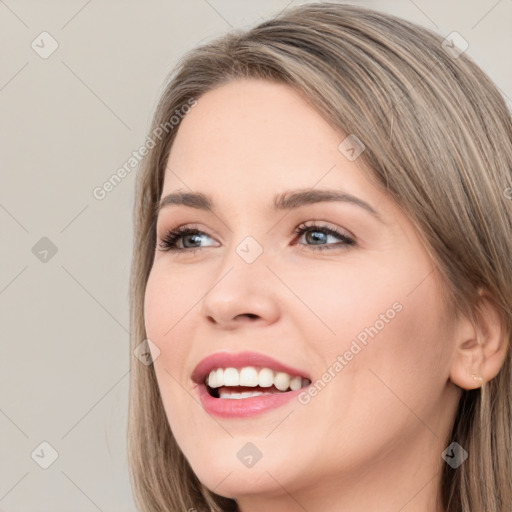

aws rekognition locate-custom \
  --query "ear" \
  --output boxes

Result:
[449,289,508,390]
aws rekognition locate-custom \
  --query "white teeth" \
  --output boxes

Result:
[239,366,259,386]
[274,372,290,391]
[208,370,217,388]
[206,366,308,392]
[290,375,302,391]
[258,368,274,388]
[223,367,239,386]
[219,389,275,399]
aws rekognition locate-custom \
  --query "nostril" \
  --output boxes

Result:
[234,313,259,321]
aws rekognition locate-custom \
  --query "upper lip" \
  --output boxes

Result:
[191,351,311,385]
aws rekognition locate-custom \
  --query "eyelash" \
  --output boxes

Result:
[157,222,355,254]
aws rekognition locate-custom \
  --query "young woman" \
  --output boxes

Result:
[127,3,512,511]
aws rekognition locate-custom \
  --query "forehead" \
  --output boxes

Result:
[164,78,372,199]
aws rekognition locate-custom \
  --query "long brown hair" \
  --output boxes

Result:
[127,3,512,511]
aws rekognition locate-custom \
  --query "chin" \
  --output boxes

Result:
[183,441,293,498]
[194,464,286,500]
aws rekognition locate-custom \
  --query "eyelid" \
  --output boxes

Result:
[157,223,219,252]
[157,220,355,253]
[291,221,355,251]
[157,222,220,242]
[292,220,355,240]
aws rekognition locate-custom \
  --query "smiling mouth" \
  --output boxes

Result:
[204,366,311,399]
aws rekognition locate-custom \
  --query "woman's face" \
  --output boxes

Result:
[144,79,460,506]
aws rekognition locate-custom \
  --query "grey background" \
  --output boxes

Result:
[1,1,510,510]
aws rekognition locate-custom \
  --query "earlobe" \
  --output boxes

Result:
[450,340,486,391]
[449,289,507,391]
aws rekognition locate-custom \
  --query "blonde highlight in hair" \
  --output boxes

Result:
[128,3,512,510]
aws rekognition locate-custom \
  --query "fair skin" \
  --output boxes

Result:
[144,78,506,512]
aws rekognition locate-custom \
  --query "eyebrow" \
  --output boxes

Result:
[157,189,384,223]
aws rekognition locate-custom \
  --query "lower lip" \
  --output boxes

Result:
[196,384,302,418]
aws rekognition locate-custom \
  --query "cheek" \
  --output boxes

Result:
[279,259,402,355]
[143,264,196,340]
[143,271,195,437]
[330,271,453,421]
[143,264,202,382]
[144,269,165,339]
[305,261,450,408]
[143,269,191,397]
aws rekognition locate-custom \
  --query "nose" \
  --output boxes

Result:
[200,253,281,330]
